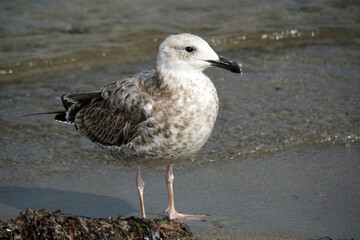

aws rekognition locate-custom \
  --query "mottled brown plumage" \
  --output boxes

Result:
[48,33,241,220]
[62,74,154,147]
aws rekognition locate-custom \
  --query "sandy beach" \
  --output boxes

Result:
[1,144,359,239]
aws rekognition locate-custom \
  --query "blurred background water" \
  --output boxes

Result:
[1,0,359,81]
[0,0,359,232]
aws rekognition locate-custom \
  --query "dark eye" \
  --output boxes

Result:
[185,46,194,53]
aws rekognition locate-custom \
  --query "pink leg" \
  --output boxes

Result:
[165,164,208,221]
[136,168,147,219]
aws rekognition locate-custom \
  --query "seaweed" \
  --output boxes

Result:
[0,209,194,240]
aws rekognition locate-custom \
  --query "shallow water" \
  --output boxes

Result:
[0,0,360,237]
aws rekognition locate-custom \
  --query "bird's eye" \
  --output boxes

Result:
[185,46,194,53]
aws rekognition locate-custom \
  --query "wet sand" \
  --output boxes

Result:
[1,143,359,239]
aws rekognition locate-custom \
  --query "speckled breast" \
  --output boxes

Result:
[107,74,219,166]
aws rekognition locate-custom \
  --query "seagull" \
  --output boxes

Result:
[25,33,241,221]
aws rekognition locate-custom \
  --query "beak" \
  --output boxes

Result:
[206,55,242,74]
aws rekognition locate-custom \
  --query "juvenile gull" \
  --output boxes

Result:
[29,33,241,220]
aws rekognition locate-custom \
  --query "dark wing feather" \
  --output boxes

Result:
[65,76,153,147]
[54,92,101,123]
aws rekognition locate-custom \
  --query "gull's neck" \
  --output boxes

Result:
[157,68,207,93]
[156,62,209,92]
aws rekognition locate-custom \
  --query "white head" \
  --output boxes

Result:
[156,33,241,76]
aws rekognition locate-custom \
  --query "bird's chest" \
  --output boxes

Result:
[151,80,219,157]
[172,83,219,133]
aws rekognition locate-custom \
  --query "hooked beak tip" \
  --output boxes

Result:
[207,55,242,74]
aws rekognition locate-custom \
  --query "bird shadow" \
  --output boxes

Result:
[0,186,135,219]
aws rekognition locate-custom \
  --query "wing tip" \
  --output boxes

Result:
[61,94,74,111]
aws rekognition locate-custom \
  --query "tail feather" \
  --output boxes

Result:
[54,112,67,122]
[22,92,101,123]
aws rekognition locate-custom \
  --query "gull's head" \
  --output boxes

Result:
[156,33,241,76]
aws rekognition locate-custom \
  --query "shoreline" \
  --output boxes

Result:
[1,143,359,239]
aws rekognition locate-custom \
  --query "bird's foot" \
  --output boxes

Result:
[168,209,208,221]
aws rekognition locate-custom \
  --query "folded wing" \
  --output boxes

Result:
[59,76,154,147]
